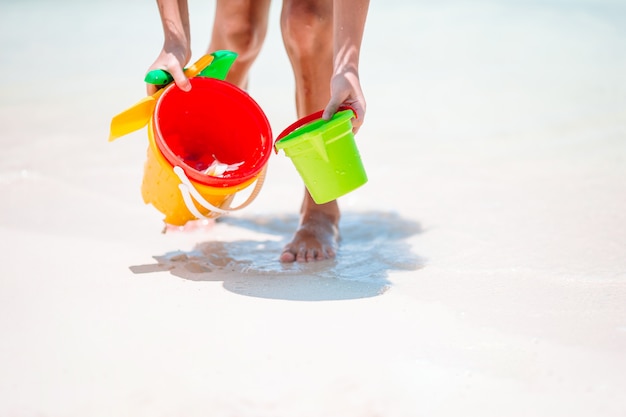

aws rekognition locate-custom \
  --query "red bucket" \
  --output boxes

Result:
[153,77,272,188]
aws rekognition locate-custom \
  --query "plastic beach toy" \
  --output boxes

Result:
[109,54,213,142]
[274,107,367,204]
[108,51,273,226]
[143,50,238,86]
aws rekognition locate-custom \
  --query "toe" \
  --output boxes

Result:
[280,248,296,263]
[296,247,307,262]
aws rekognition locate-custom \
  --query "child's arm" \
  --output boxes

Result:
[323,0,370,132]
[146,0,192,94]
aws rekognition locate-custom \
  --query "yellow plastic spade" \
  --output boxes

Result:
[108,54,215,142]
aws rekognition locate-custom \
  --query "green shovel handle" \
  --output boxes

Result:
[144,69,176,85]
[144,50,238,85]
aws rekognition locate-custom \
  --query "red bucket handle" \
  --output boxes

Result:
[274,105,356,153]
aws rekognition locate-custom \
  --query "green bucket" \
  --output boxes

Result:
[275,108,367,204]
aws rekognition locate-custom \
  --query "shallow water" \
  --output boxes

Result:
[131,211,424,301]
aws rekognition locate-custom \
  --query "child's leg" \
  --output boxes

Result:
[208,0,272,88]
[279,0,340,263]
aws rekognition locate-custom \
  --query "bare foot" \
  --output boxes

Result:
[280,205,340,263]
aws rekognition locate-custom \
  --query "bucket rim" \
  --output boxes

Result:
[274,106,356,153]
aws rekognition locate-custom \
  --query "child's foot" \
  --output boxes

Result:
[280,209,339,263]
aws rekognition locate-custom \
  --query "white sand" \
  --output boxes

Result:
[1,0,625,416]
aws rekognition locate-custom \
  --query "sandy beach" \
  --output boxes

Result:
[1,0,625,416]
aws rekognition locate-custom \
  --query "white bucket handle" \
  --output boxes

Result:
[173,165,267,219]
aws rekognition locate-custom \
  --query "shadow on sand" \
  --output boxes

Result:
[130,211,424,301]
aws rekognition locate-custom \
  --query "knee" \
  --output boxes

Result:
[281,1,332,59]
[214,17,266,62]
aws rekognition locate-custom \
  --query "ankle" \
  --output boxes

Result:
[301,202,339,226]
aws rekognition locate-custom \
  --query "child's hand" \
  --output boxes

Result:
[322,68,366,133]
[146,46,192,95]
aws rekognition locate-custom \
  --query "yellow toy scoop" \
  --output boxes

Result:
[108,53,216,142]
